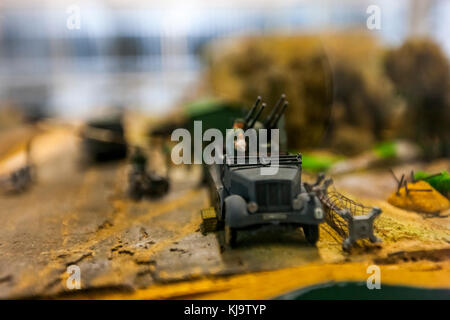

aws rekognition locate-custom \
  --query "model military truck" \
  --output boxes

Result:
[201,95,325,247]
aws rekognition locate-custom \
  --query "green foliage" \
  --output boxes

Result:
[414,170,450,196]
[374,141,397,159]
[184,99,243,135]
[300,153,343,173]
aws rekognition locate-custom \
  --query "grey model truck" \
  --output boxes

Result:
[201,95,325,247]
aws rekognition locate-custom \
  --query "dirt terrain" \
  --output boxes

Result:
[0,124,449,299]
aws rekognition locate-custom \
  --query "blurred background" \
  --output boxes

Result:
[0,0,449,159]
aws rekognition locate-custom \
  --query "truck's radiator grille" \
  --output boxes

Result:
[256,182,291,212]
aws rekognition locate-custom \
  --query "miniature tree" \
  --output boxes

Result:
[384,38,450,158]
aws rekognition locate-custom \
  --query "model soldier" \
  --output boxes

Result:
[226,97,266,158]
[226,118,246,157]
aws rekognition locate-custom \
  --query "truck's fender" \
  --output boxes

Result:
[212,186,228,221]
[224,195,248,228]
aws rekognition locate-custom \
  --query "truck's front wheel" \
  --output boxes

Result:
[303,225,319,245]
[225,225,237,247]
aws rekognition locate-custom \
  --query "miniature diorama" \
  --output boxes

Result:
[0,0,448,303]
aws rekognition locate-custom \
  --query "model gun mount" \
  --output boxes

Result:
[308,173,382,251]
[0,139,36,194]
[264,93,288,130]
[243,96,264,129]
[128,147,169,200]
[243,94,288,130]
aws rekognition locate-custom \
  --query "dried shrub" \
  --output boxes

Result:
[384,38,450,158]
[204,34,396,154]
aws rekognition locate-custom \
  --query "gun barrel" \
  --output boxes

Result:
[269,101,288,129]
[264,94,285,128]
[244,96,261,125]
[248,103,266,128]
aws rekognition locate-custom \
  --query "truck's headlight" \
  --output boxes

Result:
[314,207,324,219]
[293,198,303,210]
[247,202,258,213]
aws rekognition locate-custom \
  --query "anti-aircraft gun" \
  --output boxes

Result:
[241,94,288,131]
[230,94,287,156]
[242,96,266,130]
[264,94,289,130]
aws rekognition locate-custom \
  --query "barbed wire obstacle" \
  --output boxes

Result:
[310,176,382,251]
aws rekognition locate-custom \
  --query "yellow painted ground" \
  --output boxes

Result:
[77,260,450,300]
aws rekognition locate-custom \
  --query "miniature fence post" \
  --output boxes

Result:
[316,177,383,252]
[341,207,382,251]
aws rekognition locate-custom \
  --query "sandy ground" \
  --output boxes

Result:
[0,124,449,299]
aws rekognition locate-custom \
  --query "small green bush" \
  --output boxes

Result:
[374,141,397,159]
[414,170,450,196]
[300,153,343,173]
